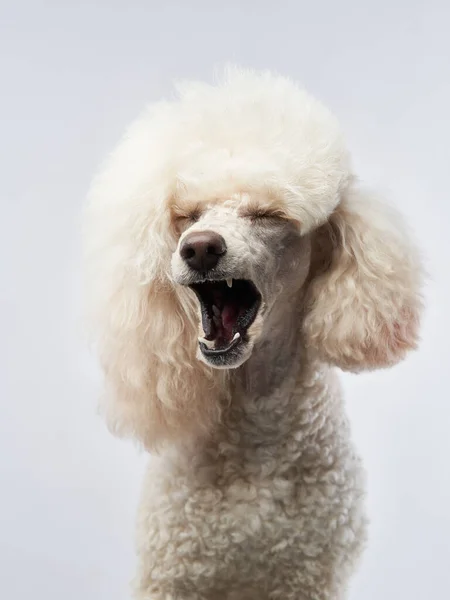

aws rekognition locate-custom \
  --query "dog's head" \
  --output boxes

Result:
[170,195,312,369]
[84,68,423,448]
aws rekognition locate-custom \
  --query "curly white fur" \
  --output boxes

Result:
[84,67,423,599]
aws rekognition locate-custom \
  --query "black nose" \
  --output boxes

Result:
[180,231,227,272]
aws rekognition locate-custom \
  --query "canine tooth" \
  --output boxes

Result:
[226,278,233,288]
[232,332,241,341]
[212,305,221,317]
[198,337,215,349]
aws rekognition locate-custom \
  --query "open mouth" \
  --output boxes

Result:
[190,279,262,356]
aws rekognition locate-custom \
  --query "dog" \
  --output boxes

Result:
[84,67,423,599]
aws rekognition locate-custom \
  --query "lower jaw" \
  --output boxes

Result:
[198,337,250,369]
[200,331,242,356]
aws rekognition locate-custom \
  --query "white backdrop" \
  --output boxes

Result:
[1,1,449,599]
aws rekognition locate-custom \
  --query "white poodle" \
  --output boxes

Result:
[84,67,423,599]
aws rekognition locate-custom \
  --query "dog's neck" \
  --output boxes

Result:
[170,294,339,475]
[235,295,304,399]
[221,291,332,446]
[172,293,340,477]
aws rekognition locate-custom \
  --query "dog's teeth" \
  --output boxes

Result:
[226,278,233,288]
[232,332,241,341]
[198,337,215,349]
[212,305,221,317]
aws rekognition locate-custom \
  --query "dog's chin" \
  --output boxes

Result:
[197,335,255,369]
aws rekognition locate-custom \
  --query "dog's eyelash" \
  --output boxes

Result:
[244,210,285,222]
[174,212,201,224]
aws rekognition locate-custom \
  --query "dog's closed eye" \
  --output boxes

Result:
[240,206,287,222]
[172,207,202,233]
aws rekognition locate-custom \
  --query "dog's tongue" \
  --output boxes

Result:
[222,302,238,337]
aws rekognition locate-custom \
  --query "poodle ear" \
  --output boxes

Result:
[304,183,423,371]
[84,145,226,451]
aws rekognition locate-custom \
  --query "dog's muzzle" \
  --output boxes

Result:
[178,230,262,367]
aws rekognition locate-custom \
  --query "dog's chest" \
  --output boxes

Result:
[137,436,365,597]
